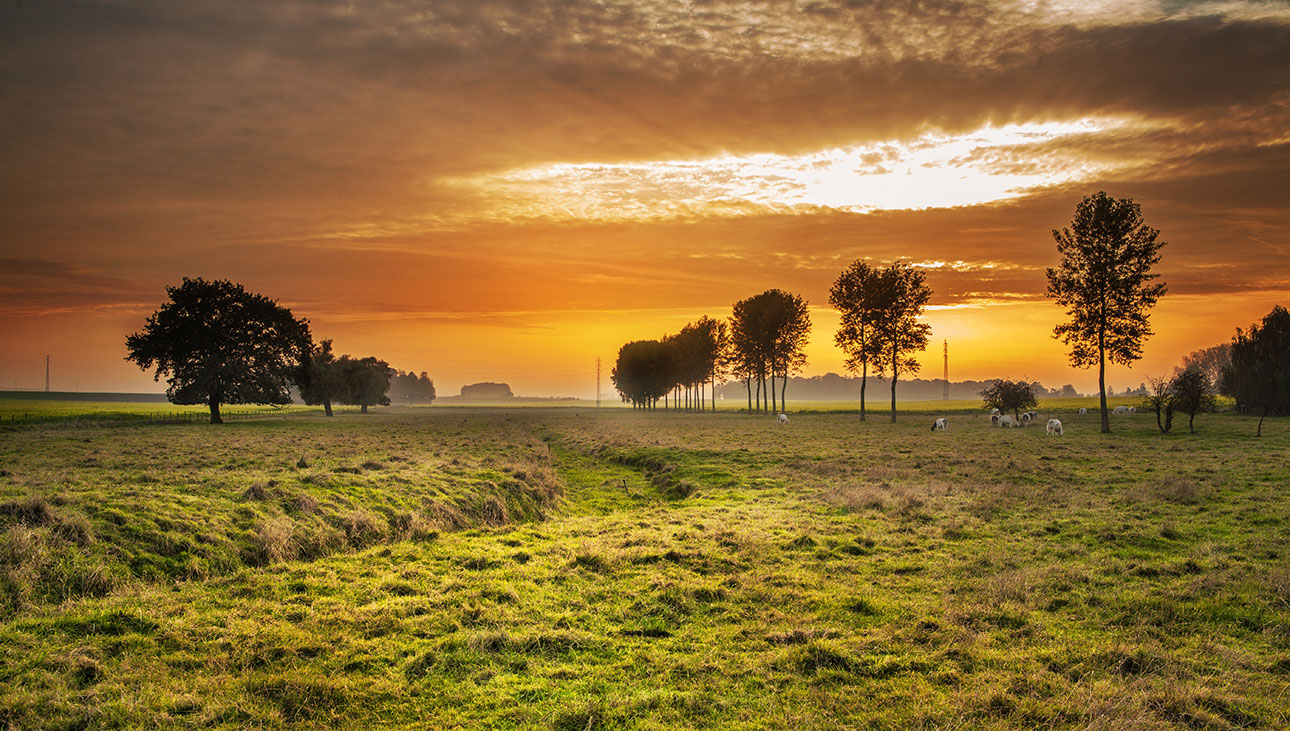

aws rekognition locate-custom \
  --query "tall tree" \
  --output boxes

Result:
[298,339,344,417]
[872,263,932,422]
[729,290,810,413]
[1046,191,1167,434]
[831,261,884,421]
[125,278,312,424]
[1220,305,1290,436]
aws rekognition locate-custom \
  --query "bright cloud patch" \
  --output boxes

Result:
[456,118,1153,221]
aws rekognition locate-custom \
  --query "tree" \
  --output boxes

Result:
[1142,375,1177,433]
[1220,305,1290,436]
[871,263,932,422]
[339,356,392,413]
[980,379,1038,419]
[1046,191,1167,434]
[1170,367,1215,434]
[728,290,810,413]
[1182,344,1231,387]
[125,277,311,424]
[389,370,436,403]
[611,340,673,409]
[298,339,345,417]
[830,261,884,421]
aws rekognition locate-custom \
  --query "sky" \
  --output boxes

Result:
[2,0,1288,398]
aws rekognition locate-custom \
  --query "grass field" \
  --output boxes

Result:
[1,405,1287,729]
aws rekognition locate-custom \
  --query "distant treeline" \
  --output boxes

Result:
[714,374,1082,402]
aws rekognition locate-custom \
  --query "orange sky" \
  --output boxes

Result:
[2,1,1289,397]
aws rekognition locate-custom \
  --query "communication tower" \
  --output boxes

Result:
[942,340,949,400]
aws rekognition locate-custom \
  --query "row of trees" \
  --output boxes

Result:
[126,278,434,423]
[613,269,937,421]
[612,316,729,410]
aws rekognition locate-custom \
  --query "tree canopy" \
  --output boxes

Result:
[125,278,312,424]
[1046,191,1167,433]
[729,289,811,413]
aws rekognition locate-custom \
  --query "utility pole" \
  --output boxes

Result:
[595,356,601,408]
[45,355,50,393]
[942,340,948,400]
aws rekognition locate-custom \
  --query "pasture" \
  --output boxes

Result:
[1,405,1287,729]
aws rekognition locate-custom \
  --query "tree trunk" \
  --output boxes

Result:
[1189,412,1196,434]
[746,377,752,412]
[361,403,368,414]
[1258,406,1267,437]
[859,363,867,421]
[1099,331,1110,433]
[889,349,898,423]
[780,373,787,411]
[209,398,222,425]
[323,399,333,417]
[770,374,777,414]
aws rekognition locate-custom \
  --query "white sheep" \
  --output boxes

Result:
[1078,407,1087,415]
[931,418,947,431]
[777,413,789,424]
[999,414,1020,428]
[1046,418,1063,436]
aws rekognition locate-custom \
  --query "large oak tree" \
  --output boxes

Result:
[126,278,312,424]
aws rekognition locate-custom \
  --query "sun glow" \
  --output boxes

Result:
[455,118,1151,222]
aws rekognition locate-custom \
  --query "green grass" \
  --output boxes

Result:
[1,407,1287,729]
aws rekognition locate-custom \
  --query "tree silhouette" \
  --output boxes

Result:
[1046,191,1167,433]
[340,356,392,413]
[1142,375,1178,433]
[728,290,810,413]
[1170,367,1215,434]
[980,379,1038,420]
[125,278,311,424]
[1220,305,1290,436]
[871,263,932,422]
[298,339,344,417]
[831,261,884,421]
[611,340,673,409]
[389,370,436,403]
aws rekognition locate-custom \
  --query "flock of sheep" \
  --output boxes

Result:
[773,406,1139,437]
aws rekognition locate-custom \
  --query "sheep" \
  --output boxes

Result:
[990,408,1001,415]
[1113,405,1128,415]
[777,413,789,424]
[1078,407,1087,415]
[1127,406,1136,416]
[1021,411,1038,426]
[931,418,947,431]
[991,413,1003,427]
[1046,418,1063,436]
[999,414,1020,428]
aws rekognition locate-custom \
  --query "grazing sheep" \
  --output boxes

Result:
[1127,406,1136,415]
[1078,407,1087,415]
[1021,411,1038,426]
[1113,405,1128,415]
[932,418,947,431]
[777,413,789,424]
[1046,418,1063,436]
[999,414,1020,428]
[991,413,1003,427]
[990,408,1001,415]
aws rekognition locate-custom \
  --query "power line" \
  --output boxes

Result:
[45,355,50,393]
